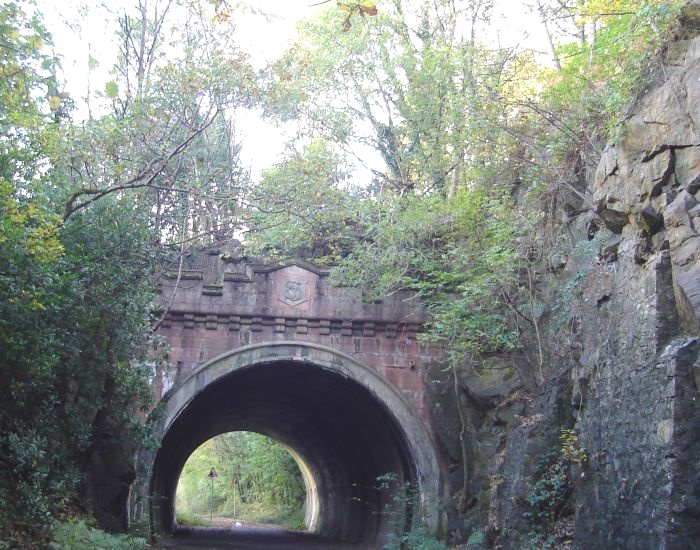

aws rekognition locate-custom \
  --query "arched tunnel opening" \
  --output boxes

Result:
[146,345,441,547]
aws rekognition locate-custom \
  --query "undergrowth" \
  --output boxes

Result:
[49,518,149,549]
[378,473,447,550]
[522,429,587,548]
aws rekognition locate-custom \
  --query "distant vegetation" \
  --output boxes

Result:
[175,432,306,531]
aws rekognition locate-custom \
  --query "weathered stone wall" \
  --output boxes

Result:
[570,249,696,548]
[443,7,700,548]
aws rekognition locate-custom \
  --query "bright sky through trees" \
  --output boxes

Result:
[34,0,545,180]
[35,1,328,176]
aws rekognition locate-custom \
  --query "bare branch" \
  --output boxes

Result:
[63,109,220,221]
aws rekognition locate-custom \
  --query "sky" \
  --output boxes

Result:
[36,0,327,178]
[37,0,328,110]
[34,0,546,181]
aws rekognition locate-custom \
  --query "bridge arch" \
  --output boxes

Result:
[144,341,441,545]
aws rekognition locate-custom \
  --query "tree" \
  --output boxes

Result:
[59,0,257,248]
[256,2,528,512]
[0,3,157,541]
[263,0,513,199]
[243,138,363,263]
[176,432,305,527]
[0,1,60,191]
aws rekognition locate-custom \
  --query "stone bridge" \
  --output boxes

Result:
[132,248,446,546]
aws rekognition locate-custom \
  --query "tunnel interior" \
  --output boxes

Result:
[149,360,420,545]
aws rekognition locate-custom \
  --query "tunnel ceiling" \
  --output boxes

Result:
[150,357,426,545]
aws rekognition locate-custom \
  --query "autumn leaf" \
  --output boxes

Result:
[215,9,230,22]
[359,1,378,16]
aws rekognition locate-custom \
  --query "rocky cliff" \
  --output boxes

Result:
[435,4,700,548]
[574,5,700,546]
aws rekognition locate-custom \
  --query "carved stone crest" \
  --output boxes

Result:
[279,280,308,307]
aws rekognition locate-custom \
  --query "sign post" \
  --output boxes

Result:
[208,467,218,524]
[232,476,239,519]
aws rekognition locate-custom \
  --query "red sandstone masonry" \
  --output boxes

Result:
[154,253,443,426]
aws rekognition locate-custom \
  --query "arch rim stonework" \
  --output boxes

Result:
[147,340,442,537]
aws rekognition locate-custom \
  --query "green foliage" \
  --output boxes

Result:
[0,196,157,541]
[553,0,681,141]
[255,0,681,373]
[50,518,148,549]
[0,6,158,543]
[516,0,683,211]
[244,139,362,264]
[264,1,518,197]
[0,2,61,188]
[174,511,207,527]
[57,0,257,246]
[334,186,521,358]
[0,0,684,545]
[260,1,527,362]
[523,428,587,545]
[523,448,570,524]
[560,428,587,466]
[175,432,306,530]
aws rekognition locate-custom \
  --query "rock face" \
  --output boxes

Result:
[573,11,700,545]
[437,7,700,548]
[593,6,700,335]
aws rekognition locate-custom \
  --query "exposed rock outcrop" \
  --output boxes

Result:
[593,3,700,334]
[440,6,700,548]
[573,10,700,545]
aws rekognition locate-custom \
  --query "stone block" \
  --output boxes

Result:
[656,419,673,445]
[674,145,700,193]
[183,313,195,329]
[637,206,665,235]
[229,315,241,331]
[205,314,218,330]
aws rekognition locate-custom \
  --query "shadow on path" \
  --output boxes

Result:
[158,523,365,549]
